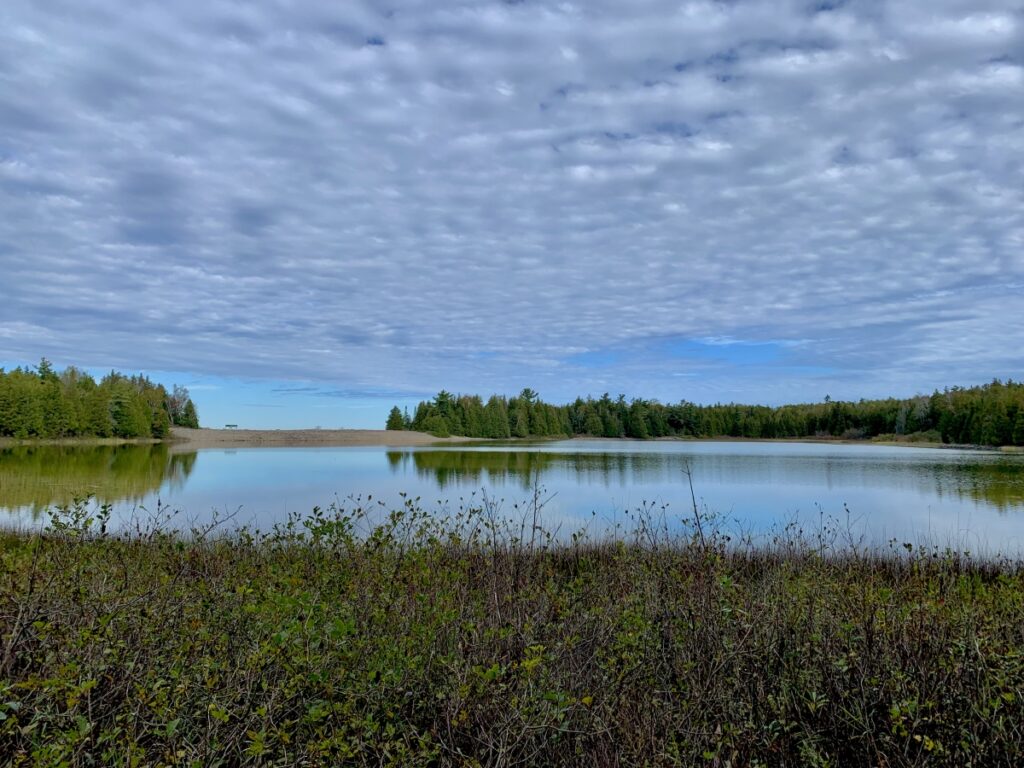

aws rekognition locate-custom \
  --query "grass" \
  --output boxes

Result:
[2,496,1024,766]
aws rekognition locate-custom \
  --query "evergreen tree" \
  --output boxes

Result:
[179,400,200,430]
[396,382,1024,445]
[511,404,530,438]
[422,415,450,437]
[386,406,405,430]
[483,396,510,438]
[0,363,194,439]
[86,386,113,437]
[626,401,650,439]
[109,383,151,437]
[1013,411,1024,446]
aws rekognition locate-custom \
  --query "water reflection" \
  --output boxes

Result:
[0,444,197,516]
[938,462,1024,512]
[387,448,1024,512]
[1,443,1022,545]
[387,449,560,489]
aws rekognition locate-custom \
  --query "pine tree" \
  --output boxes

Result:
[1012,411,1024,446]
[180,399,200,429]
[484,396,510,438]
[109,381,151,437]
[386,406,405,431]
[511,405,530,438]
[627,401,649,439]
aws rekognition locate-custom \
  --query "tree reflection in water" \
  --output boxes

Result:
[387,448,1024,512]
[0,444,197,516]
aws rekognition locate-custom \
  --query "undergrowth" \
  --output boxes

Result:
[1,494,1023,766]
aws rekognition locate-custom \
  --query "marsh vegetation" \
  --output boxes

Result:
[2,497,1023,766]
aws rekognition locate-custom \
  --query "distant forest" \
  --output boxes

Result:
[389,380,1024,447]
[0,360,199,439]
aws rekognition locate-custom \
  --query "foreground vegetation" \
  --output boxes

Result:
[392,379,1024,446]
[3,498,1024,766]
[0,360,199,440]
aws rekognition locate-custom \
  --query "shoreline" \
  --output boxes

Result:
[568,434,1012,452]
[1,429,1016,453]
[166,426,480,451]
[0,436,162,449]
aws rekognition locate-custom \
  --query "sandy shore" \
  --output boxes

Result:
[169,427,478,450]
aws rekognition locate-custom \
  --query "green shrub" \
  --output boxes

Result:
[2,498,1023,766]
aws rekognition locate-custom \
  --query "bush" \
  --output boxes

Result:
[2,498,1023,765]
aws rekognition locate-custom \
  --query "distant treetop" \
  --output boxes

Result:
[392,381,1024,447]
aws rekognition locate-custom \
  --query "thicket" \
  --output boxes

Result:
[2,498,1023,766]
[396,380,1024,446]
[0,360,199,439]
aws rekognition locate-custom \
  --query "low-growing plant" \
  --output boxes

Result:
[1,495,1023,765]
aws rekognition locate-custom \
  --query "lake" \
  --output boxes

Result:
[2,440,1024,552]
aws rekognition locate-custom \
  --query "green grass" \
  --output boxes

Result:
[2,498,1023,766]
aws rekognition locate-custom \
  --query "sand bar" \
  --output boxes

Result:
[169,427,478,451]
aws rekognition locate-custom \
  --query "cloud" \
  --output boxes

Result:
[1,0,1022,408]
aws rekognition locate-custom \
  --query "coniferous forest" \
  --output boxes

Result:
[0,360,199,439]
[393,380,1024,446]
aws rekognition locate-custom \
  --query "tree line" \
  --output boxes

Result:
[389,380,1024,446]
[0,360,200,439]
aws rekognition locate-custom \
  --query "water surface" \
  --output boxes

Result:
[2,440,1023,551]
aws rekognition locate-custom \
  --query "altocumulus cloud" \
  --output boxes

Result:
[1,0,1022,406]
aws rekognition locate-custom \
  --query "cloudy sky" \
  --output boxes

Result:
[2,0,1022,428]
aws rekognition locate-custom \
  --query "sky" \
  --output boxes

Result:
[1,0,1023,429]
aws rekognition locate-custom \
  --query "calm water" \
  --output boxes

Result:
[2,440,1024,551]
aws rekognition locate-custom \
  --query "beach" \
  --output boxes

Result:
[169,426,477,450]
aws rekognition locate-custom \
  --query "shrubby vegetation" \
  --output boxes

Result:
[396,380,1024,446]
[2,498,1023,765]
[0,360,199,439]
